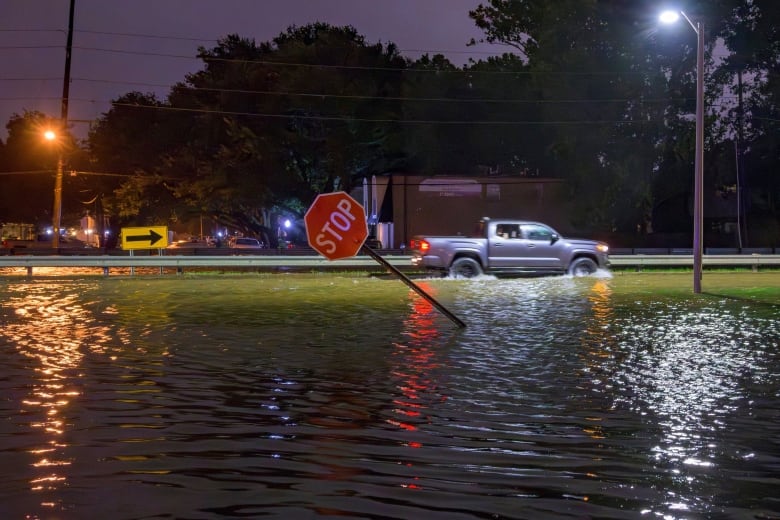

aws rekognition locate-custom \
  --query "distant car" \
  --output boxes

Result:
[230,237,264,249]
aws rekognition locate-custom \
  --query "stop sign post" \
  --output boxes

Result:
[304,191,466,328]
[304,192,368,260]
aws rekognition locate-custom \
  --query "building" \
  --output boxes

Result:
[360,174,569,249]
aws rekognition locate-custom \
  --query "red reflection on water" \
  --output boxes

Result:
[388,289,449,489]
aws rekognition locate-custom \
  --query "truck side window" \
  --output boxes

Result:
[522,225,551,241]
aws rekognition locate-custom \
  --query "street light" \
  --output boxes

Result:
[44,129,65,249]
[660,9,704,293]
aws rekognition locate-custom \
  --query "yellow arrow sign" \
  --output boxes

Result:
[121,226,169,250]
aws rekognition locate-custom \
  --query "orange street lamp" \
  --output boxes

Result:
[44,129,65,249]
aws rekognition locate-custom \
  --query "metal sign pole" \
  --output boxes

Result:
[361,245,466,328]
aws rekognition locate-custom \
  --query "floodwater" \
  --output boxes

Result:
[0,272,778,519]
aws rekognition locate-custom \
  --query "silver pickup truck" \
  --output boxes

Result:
[410,218,609,277]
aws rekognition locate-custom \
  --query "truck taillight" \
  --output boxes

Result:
[409,239,430,252]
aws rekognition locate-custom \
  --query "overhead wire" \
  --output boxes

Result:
[0,25,769,128]
[105,101,717,126]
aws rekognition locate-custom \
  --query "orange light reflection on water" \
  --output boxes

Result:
[578,279,616,446]
[2,282,113,502]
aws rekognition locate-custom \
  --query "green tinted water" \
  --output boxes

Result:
[1,272,778,519]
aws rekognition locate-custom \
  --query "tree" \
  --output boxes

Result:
[470,2,662,232]
[89,26,409,240]
[714,0,780,244]
[87,92,184,228]
[0,111,89,228]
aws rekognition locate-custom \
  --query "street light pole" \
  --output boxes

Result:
[52,0,75,249]
[691,14,704,294]
[660,10,704,293]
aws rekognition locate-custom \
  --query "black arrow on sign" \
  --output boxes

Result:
[126,229,163,245]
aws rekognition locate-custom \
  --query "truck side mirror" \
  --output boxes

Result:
[550,233,559,244]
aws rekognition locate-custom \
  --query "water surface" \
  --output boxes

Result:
[1,272,778,519]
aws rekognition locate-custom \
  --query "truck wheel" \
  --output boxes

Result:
[568,257,598,276]
[450,257,482,278]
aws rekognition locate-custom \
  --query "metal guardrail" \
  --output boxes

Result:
[609,254,780,269]
[0,254,411,275]
[2,254,780,276]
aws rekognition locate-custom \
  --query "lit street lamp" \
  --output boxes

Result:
[660,10,705,293]
[44,129,65,249]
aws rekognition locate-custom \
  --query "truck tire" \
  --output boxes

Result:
[450,257,483,278]
[568,257,598,276]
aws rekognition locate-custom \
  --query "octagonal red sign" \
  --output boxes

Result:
[304,192,368,260]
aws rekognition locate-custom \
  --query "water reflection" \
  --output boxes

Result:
[387,289,448,490]
[1,282,108,511]
[577,285,779,517]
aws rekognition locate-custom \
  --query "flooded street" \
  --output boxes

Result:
[1,272,778,519]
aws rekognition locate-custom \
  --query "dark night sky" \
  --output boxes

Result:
[0,0,506,139]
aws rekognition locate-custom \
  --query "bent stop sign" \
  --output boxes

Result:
[304,192,368,260]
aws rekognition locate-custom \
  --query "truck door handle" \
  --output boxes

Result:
[527,244,536,248]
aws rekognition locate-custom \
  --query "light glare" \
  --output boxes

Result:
[659,10,680,24]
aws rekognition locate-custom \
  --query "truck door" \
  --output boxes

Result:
[517,224,564,268]
[487,223,527,268]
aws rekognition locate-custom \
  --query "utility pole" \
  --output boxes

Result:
[52,0,75,249]
[736,68,748,247]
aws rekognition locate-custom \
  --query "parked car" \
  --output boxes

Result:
[230,237,264,249]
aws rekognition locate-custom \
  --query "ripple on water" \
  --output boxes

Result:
[0,275,778,518]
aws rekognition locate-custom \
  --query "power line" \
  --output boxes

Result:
[0,78,61,81]
[0,45,63,50]
[67,78,709,105]
[2,27,512,56]
[76,29,217,43]
[0,169,175,179]
[64,45,669,76]
[0,29,64,32]
[71,28,514,56]
[109,101,676,125]
[2,75,731,105]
